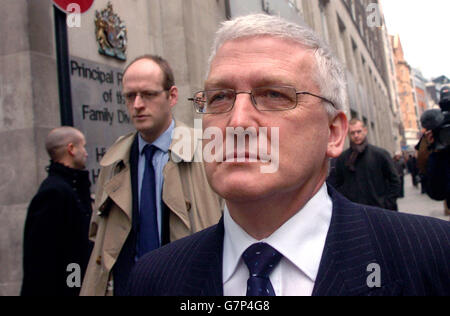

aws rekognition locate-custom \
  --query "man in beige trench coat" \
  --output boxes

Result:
[81,55,222,296]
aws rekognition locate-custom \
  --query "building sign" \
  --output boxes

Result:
[53,0,94,13]
[95,2,127,61]
[70,56,133,186]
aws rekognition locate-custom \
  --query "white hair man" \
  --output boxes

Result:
[126,14,449,297]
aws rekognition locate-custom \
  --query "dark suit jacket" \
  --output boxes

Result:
[126,186,450,296]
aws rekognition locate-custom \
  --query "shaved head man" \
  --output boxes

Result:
[45,127,88,169]
[22,127,93,296]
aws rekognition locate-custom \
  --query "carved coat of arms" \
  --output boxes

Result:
[95,2,127,61]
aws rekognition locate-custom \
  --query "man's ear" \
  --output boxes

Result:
[168,86,178,109]
[327,112,348,158]
[67,143,75,157]
[363,126,369,136]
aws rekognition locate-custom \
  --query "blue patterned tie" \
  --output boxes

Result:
[243,243,283,296]
[137,144,159,258]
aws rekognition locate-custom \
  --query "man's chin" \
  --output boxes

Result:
[211,176,273,202]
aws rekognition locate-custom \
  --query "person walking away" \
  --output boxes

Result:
[21,127,93,296]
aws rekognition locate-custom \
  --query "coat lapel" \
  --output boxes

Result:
[98,133,136,221]
[313,186,402,296]
[162,120,201,236]
[103,167,132,220]
[179,218,225,296]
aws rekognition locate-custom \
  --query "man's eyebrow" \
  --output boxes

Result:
[205,77,296,89]
[204,78,232,89]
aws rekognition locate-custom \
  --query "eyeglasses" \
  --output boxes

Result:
[188,86,336,114]
[122,90,167,105]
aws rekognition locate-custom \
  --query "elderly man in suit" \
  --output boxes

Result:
[126,14,450,296]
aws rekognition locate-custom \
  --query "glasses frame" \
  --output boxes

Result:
[188,86,336,114]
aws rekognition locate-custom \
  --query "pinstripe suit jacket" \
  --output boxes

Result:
[127,186,450,296]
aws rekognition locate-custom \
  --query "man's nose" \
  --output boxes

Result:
[133,94,145,110]
[227,92,258,128]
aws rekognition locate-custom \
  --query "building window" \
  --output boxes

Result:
[287,0,299,12]
[351,0,356,21]
[319,0,330,42]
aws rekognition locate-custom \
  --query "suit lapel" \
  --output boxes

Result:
[129,135,140,233]
[313,186,402,296]
[313,186,378,296]
[179,218,225,296]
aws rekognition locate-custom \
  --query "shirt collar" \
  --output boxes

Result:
[223,183,332,283]
[138,120,175,155]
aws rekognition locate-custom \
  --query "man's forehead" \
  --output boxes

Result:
[123,59,163,80]
[213,36,314,63]
[349,123,366,131]
[207,36,316,86]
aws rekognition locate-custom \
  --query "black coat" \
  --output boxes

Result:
[21,162,93,296]
[426,148,450,206]
[334,144,401,211]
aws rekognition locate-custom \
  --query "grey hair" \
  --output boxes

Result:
[208,14,347,117]
[45,126,84,161]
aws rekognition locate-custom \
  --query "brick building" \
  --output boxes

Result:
[391,34,420,149]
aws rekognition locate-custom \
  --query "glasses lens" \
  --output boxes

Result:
[123,92,136,104]
[253,86,297,111]
[193,90,235,114]
[193,91,207,113]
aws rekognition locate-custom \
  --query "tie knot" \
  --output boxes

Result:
[143,144,158,161]
[243,243,282,279]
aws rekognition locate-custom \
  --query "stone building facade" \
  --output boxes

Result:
[300,0,399,151]
[0,0,401,295]
[0,0,228,296]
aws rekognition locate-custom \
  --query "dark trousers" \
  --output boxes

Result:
[399,176,404,198]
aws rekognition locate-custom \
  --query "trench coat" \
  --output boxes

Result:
[80,121,223,296]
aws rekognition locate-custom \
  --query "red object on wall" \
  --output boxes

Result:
[52,0,94,14]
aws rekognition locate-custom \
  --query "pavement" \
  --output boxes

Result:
[397,174,449,222]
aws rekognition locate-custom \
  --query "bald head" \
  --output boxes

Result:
[45,127,85,163]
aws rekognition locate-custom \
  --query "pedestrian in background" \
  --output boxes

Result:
[21,127,93,296]
[393,152,406,198]
[407,153,419,188]
[335,118,401,211]
[81,55,223,296]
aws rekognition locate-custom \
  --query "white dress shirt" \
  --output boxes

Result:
[223,183,332,296]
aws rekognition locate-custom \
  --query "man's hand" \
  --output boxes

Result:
[425,130,435,144]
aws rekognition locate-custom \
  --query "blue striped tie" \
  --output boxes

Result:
[243,243,282,296]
